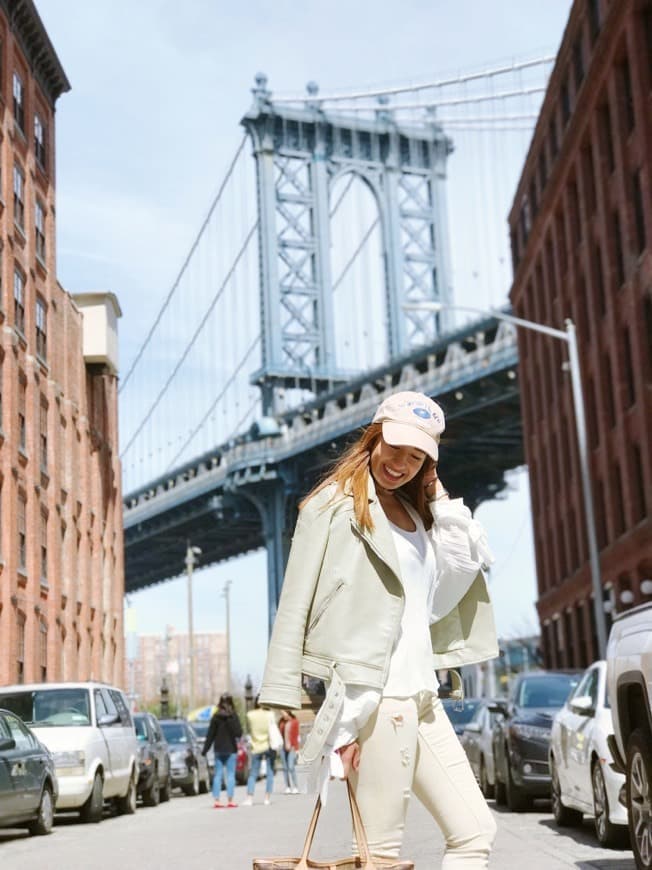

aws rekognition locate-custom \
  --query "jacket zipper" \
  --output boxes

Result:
[307,580,345,635]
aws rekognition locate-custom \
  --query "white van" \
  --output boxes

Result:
[0,681,138,822]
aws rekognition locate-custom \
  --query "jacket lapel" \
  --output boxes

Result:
[350,476,403,585]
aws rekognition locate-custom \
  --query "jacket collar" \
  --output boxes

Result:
[349,474,403,584]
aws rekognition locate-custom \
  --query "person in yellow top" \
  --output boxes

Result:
[243,695,276,805]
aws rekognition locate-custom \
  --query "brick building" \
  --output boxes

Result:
[130,631,227,711]
[508,0,652,667]
[0,1,125,684]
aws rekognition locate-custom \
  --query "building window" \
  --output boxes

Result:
[602,351,615,423]
[538,149,547,194]
[34,114,47,170]
[622,327,636,408]
[588,0,601,43]
[568,179,581,245]
[36,297,47,360]
[630,443,647,523]
[18,375,26,451]
[35,201,46,262]
[598,102,615,173]
[13,164,25,230]
[582,143,596,215]
[612,463,625,538]
[632,170,647,256]
[618,56,635,132]
[39,621,47,681]
[16,613,25,684]
[39,400,48,471]
[593,244,606,316]
[645,295,652,385]
[573,36,585,91]
[40,512,47,584]
[14,269,25,334]
[549,116,559,161]
[12,72,24,133]
[561,80,571,126]
[18,492,26,570]
[612,210,625,287]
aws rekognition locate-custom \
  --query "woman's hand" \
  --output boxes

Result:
[424,470,448,502]
[336,741,360,777]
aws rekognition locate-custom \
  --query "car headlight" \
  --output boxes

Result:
[510,724,551,741]
[52,750,85,775]
[170,749,186,763]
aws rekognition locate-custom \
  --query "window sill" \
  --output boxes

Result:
[35,253,47,277]
[13,222,26,248]
[36,354,49,376]
[18,446,29,466]
[17,568,28,587]
[15,327,27,350]
[40,468,50,489]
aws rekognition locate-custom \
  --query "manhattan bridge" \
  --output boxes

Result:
[120,56,554,628]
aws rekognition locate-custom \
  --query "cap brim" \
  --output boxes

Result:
[382,421,438,461]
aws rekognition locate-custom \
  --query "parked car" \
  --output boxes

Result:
[606,602,652,870]
[0,682,139,823]
[491,670,580,811]
[0,708,58,836]
[189,719,215,778]
[159,719,210,796]
[549,660,628,847]
[442,698,482,737]
[460,699,499,798]
[133,712,172,806]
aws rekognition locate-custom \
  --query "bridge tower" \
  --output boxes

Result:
[242,74,455,416]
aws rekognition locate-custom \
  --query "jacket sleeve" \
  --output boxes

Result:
[429,497,494,623]
[227,713,243,740]
[259,496,333,710]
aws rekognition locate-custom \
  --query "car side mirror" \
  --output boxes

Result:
[463,722,482,734]
[0,737,16,751]
[570,695,594,716]
[488,702,508,717]
[98,713,120,727]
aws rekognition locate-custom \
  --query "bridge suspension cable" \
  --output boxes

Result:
[119,134,248,395]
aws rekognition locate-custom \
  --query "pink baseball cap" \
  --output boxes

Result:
[372,391,445,461]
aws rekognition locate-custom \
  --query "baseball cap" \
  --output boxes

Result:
[372,390,445,461]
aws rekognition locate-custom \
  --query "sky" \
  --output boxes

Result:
[37,0,573,691]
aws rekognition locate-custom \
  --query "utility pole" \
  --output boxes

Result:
[223,580,232,694]
[185,543,202,713]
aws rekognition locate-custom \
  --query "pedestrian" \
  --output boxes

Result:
[260,390,499,867]
[243,695,275,806]
[202,692,242,808]
[279,709,300,794]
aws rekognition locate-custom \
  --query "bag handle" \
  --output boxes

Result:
[297,780,374,869]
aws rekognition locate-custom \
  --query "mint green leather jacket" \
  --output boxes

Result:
[260,477,498,711]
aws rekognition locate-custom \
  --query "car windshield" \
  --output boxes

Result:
[442,700,480,725]
[191,722,209,738]
[0,688,91,727]
[160,722,188,743]
[515,675,579,708]
[134,716,148,740]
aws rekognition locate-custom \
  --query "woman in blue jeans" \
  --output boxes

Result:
[243,696,276,805]
[202,693,242,808]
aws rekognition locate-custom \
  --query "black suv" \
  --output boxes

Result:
[490,670,580,811]
[133,712,172,806]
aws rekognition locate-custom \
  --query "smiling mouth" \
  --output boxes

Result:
[383,464,403,481]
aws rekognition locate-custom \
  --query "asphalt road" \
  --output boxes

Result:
[0,774,636,869]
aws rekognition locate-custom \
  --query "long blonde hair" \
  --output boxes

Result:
[300,422,434,531]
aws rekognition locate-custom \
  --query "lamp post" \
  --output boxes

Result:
[404,301,607,658]
[222,580,232,694]
[185,543,202,712]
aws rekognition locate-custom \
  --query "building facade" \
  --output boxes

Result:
[130,630,228,711]
[0,1,125,685]
[509,0,652,667]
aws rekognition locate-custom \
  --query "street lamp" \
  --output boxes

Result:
[185,543,202,712]
[404,301,607,658]
[222,580,232,694]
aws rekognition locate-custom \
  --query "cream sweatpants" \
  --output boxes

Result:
[350,693,497,868]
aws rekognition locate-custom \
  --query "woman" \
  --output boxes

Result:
[202,692,242,808]
[243,695,276,806]
[260,390,498,867]
[279,709,300,794]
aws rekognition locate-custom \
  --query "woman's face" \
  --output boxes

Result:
[370,436,426,491]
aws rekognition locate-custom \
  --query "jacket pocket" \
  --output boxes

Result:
[306,580,345,636]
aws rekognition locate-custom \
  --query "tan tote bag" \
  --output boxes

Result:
[252,780,414,870]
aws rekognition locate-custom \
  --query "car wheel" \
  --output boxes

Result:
[116,770,137,815]
[480,757,494,800]
[80,772,104,823]
[28,784,54,836]
[505,752,530,812]
[592,759,628,849]
[627,728,652,869]
[142,768,161,807]
[159,772,172,803]
[184,766,200,796]
[550,756,582,827]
